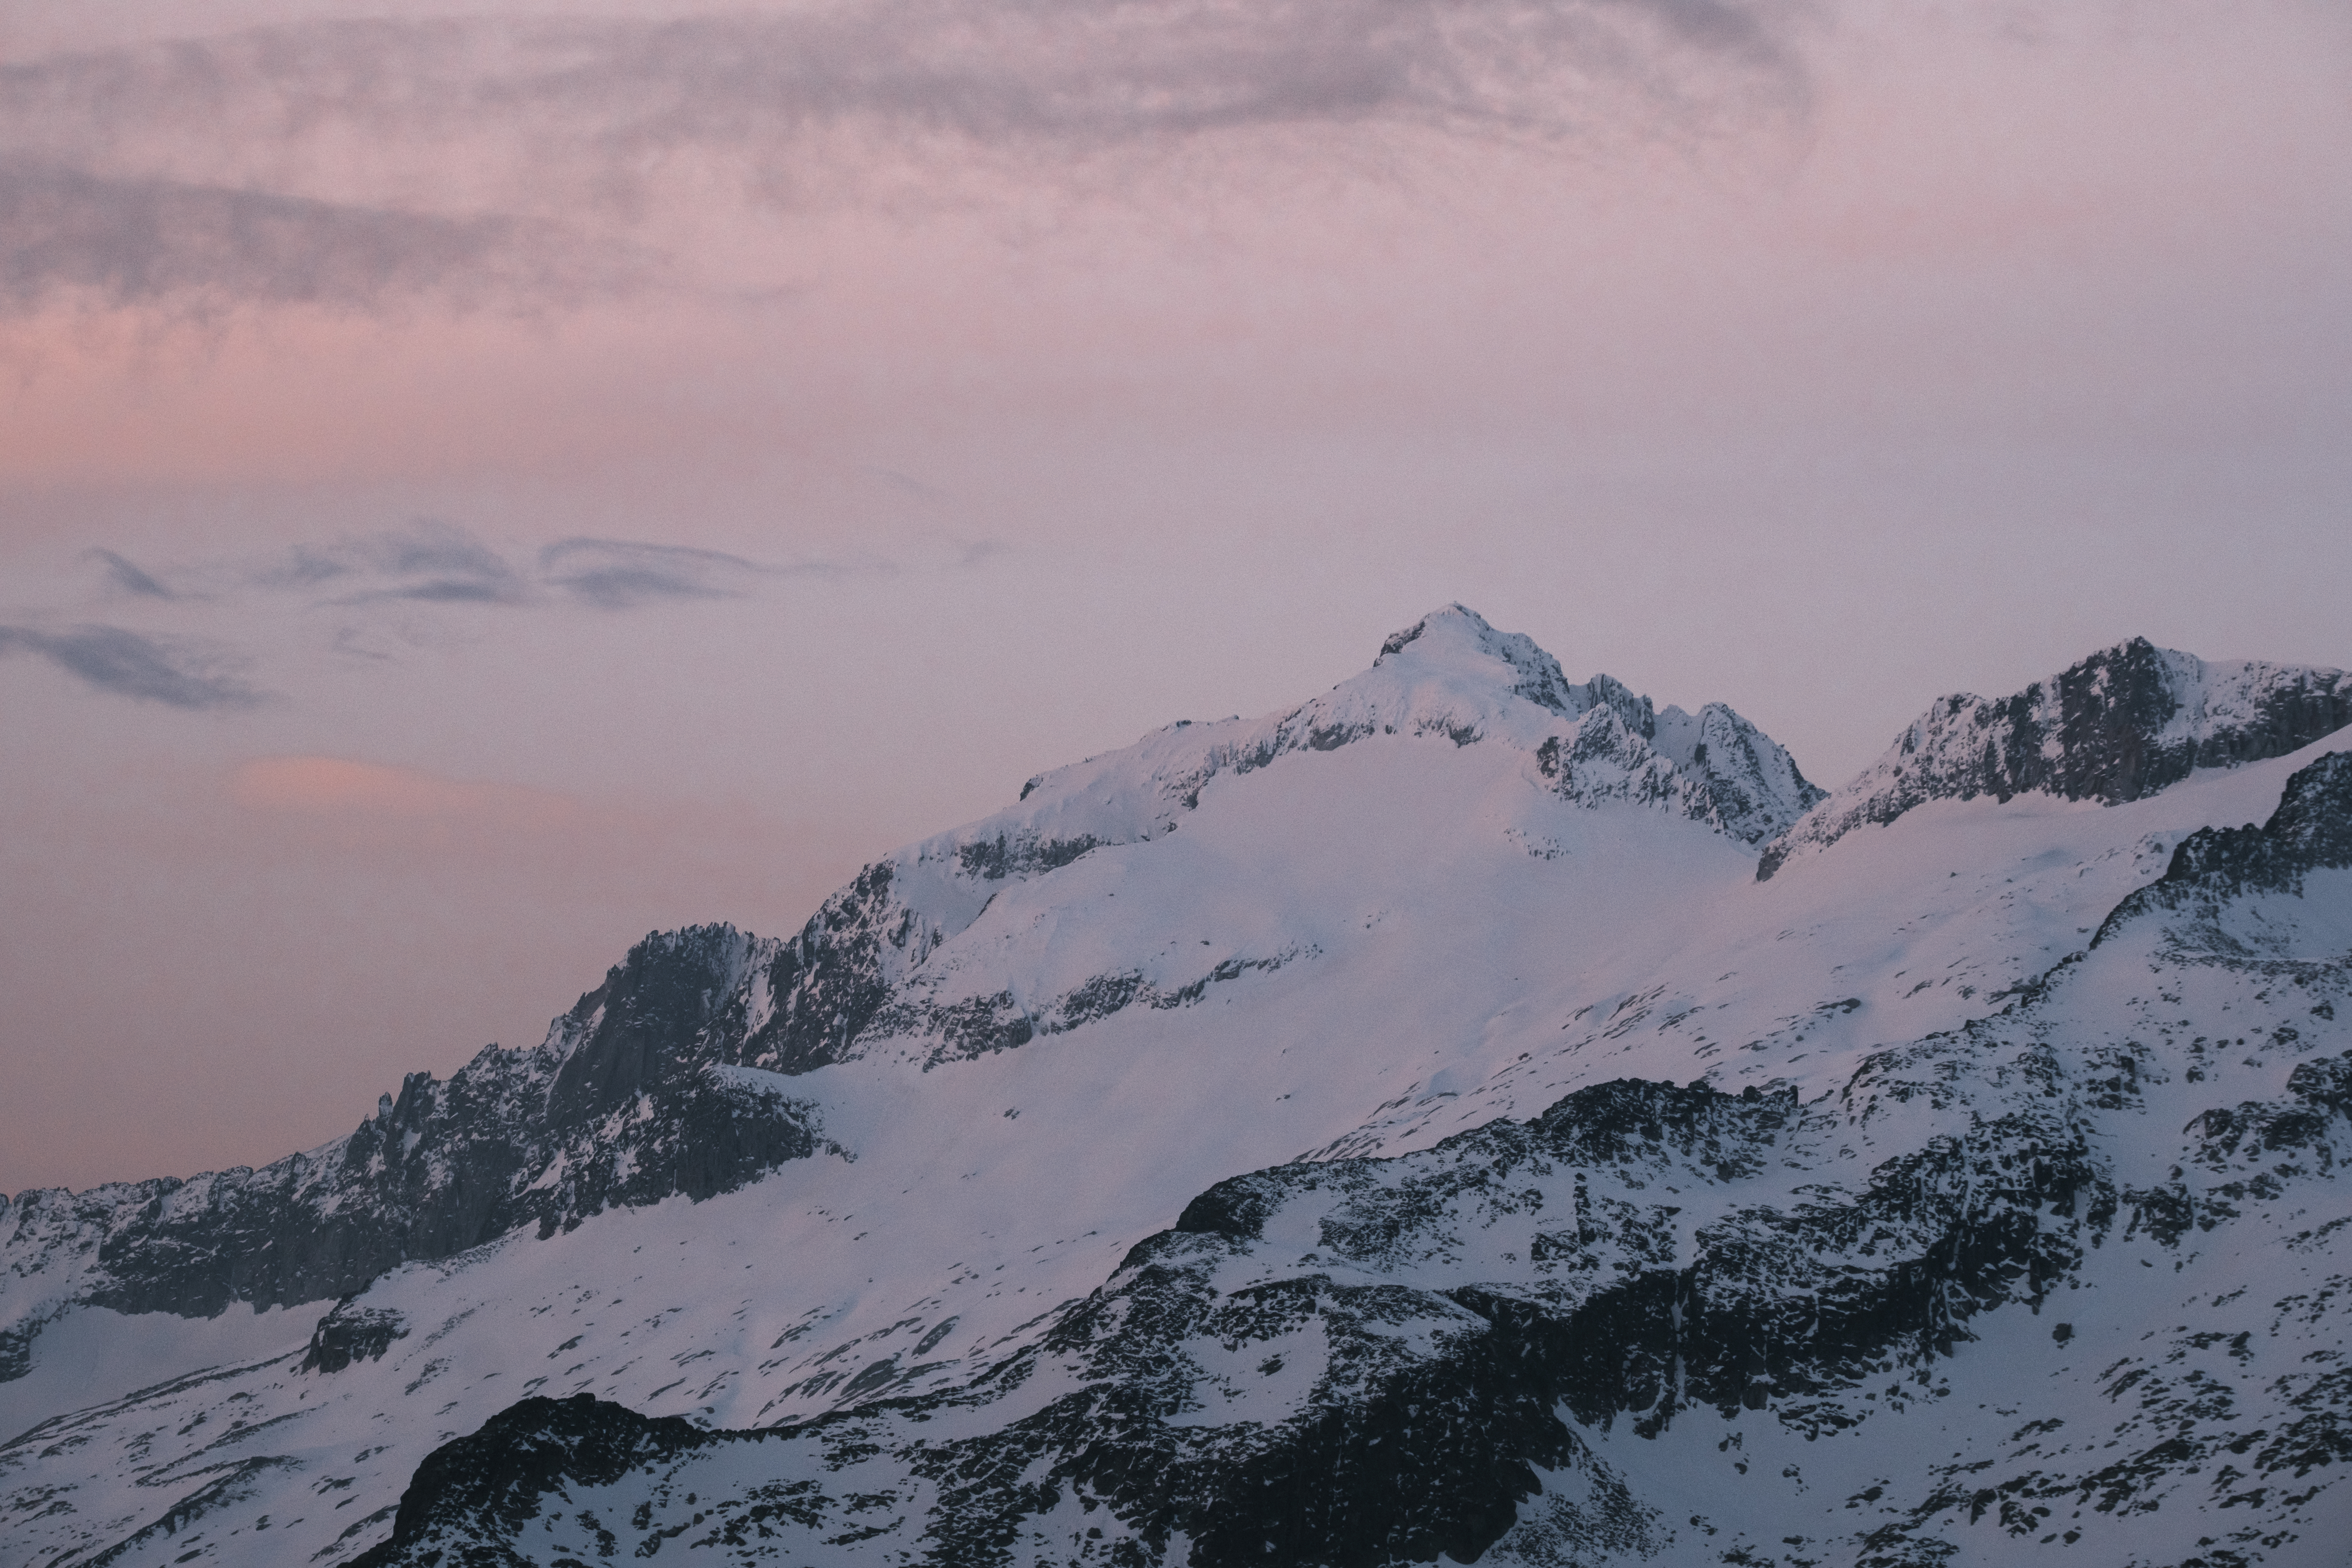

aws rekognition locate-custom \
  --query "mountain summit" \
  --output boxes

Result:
[5,613,2351,1568]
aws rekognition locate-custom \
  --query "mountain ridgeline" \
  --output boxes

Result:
[5,607,2352,1568]
[0,606,1828,1370]
[0,926,831,1380]
[1756,638,2352,879]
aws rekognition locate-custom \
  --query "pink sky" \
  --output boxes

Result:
[3,0,2349,1193]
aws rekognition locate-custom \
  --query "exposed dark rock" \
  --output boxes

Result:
[1538,702,1822,847]
[1671,702,1829,845]
[2177,1049,2352,1175]
[957,833,1103,881]
[349,1395,713,1568]
[738,862,911,1076]
[867,950,1319,1072]
[1760,643,2352,879]
[303,1300,409,1373]
[2092,750,2352,946]
[1166,1172,1287,1246]
[0,927,833,1360]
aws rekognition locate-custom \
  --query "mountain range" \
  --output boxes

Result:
[4,604,2349,1568]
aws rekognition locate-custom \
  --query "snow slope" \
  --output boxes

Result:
[4,608,2350,1568]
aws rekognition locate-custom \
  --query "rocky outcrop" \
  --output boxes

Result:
[0,926,833,1374]
[1651,699,1829,845]
[731,861,936,1076]
[2092,749,2352,947]
[351,1395,711,1567]
[1759,639,2352,879]
[1537,702,1823,847]
[302,1301,409,1373]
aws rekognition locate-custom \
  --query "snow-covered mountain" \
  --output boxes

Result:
[0,607,1814,1365]
[1757,638,2352,880]
[4,607,2350,1568]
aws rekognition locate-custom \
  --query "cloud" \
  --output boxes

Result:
[0,1,1808,313]
[537,537,841,609]
[86,548,176,599]
[246,524,815,611]
[260,520,529,606]
[60,527,992,656]
[0,162,548,315]
[226,756,607,859]
[0,624,265,709]
[499,0,1804,151]
[952,539,1014,568]
[230,756,579,826]
[71,523,906,630]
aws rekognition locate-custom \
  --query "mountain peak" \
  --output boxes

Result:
[1756,637,2352,878]
[1371,603,1582,714]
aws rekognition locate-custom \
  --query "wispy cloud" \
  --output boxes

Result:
[0,624,265,709]
[0,1,1809,314]
[195,521,902,614]
[0,163,553,315]
[538,537,852,609]
[230,755,583,829]
[86,547,177,599]
[259,521,529,606]
[16,523,994,703]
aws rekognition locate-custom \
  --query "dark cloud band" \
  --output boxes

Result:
[87,548,177,599]
[0,624,265,709]
[196,522,877,613]
[542,539,759,610]
[0,163,531,313]
[0,0,1804,313]
[268,523,530,606]
[25,523,988,706]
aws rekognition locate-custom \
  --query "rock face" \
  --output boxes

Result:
[0,926,832,1373]
[1757,638,2352,879]
[301,1302,408,1374]
[7,613,2352,1568]
[2095,750,2352,945]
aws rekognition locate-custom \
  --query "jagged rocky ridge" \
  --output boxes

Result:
[2094,751,2352,948]
[1757,639,2352,880]
[0,926,833,1382]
